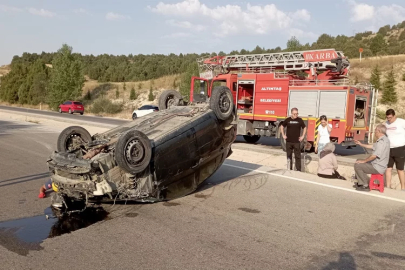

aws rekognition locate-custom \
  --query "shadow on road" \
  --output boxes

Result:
[0,120,34,134]
[0,172,50,187]
[196,159,278,194]
[322,252,357,270]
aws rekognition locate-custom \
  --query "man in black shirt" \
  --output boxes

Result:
[280,107,307,171]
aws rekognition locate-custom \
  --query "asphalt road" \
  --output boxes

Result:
[1,118,405,269]
[0,105,128,126]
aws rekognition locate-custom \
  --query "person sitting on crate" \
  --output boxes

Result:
[317,142,346,180]
[353,124,390,191]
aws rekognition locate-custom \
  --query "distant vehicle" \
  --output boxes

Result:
[59,101,84,115]
[132,105,159,120]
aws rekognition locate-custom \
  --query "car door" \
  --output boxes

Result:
[61,101,69,112]
[136,106,146,117]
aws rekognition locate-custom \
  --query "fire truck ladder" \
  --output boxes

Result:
[197,49,349,78]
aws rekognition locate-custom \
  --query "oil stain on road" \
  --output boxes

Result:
[0,207,108,256]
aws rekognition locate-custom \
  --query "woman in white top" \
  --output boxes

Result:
[315,115,332,156]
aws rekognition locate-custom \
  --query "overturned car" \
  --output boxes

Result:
[47,87,236,209]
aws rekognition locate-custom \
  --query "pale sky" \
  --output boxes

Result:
[1,0,405,65]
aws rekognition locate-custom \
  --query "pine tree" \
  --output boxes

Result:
[370,65,381,90]
[123,82,126,91]
[130,86,137,100]
[85,90,91,100]
[179,62,199,102]
[115,88,119,98]
[48,44,85,110]
[286,36,302,51]
[381,66,398,104]
[148,86,154,101]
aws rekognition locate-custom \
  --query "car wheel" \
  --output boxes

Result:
[57,126,92,152]
[243,135,261,144]
[210,86,234,121]
[69,108,73,114]
[59,108,62,113]
[80,112,83,115]
[132,113,137,120]
[115,130,152,174]
[158,89,181,110]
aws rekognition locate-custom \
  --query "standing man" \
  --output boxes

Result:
[281,108,307,171]
[384,109,405,190]
[354,124,390,191]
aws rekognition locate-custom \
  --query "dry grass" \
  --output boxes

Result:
[0,64,11,77]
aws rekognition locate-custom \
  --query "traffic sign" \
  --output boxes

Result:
[359,48,363,53]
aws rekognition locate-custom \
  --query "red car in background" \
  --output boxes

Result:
[59,101,84,115]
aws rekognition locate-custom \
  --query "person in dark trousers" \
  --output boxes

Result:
[280,107,307,171]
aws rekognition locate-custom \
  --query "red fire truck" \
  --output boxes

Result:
[163,49,378,152]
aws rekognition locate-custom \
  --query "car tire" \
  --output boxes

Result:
[69,108,73,114]
[210,86,234,121]
[57,126,92,152]
[115,130,152,174]
[80,112,83,115]
[59,108,62,113]
[243,135,261,144]
[158,89,181,110]
[132,113,137,120]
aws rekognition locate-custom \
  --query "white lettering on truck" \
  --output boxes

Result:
[260,99,281,103]
[265,110,275,115]
[261,87,282,91]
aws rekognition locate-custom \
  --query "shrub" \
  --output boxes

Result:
[91,98,123,114]
[130,87,137,100]
[376,109,386,120]
[148,87,154,101]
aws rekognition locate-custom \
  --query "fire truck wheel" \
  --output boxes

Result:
[210,86,234,120]
[243,135,261,144]
[158,90,182,110]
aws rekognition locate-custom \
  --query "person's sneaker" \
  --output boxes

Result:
[356,185,370,192]
[352,183,361,188]
[38,192,46,198]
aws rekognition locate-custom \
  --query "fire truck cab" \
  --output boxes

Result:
[188,49,377,152]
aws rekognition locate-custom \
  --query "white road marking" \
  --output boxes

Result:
[223,163,405,204]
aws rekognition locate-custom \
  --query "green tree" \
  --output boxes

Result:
[85,90,91,100]
[148,87,154,101]
[115,88,119,98]
[286,36,302,51]
[130,86,137,100]
[179,62,199,102]
[370,65,382,90]
[47,44,85,110]
[138,82,142,90]
[381,66,397,104]
[370,34,387,55]
[123,82,126,91]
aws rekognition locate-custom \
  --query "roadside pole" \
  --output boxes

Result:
[359,48,363,62]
